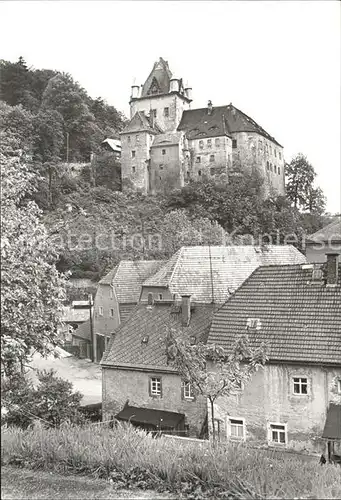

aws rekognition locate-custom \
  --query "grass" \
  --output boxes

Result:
[2,423,341,499]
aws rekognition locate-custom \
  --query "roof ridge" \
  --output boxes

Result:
[168,247,184,287]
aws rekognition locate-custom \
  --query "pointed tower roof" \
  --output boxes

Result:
[141,57,173,97]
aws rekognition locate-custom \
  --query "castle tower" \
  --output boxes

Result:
[129,57,192,132]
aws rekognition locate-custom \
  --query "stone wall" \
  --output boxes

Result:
[120,132,153,194]
[231,132,285,197]
[130,94,190,132]
[188,136,232,182]
[102,367,207,437]
[150,143,183,194]
[209,362,341,453]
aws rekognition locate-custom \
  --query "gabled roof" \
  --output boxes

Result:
[178,104,282,146]
[151,132,182,147]
[101,302,216,369]
[102,138,121,153]
[142,246,306,304]
[307,217,341,243]
[100,260,166,303]
[141,57,173,97]
[208,263,341,365]
[120,111,163,135]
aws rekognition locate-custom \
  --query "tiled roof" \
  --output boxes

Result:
[102,138,121,153]
[322,404,341,440]
[119,303,137,324]
[111,260,166,303]
[101,302,216,369]
[141,57,173,97]
[143,246,306,304]
[151,132,182,147]
[178,104,282,146]
[208,263,341,365]
[120,111,163,135]
[307,217,341,243]
[72,319,90,341]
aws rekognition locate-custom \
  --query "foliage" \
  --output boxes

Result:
[167,332,268,442]
[2,424,341,499]
[0,147,67,375]
[285,153,326,213]
[1,369,83,428]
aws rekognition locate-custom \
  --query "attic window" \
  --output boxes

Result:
[197,132,206,137]
[209,125,218,131]
[246,318,261,330]
[142,336,149,344]
[199,140,204,149]
[158,293,163,300]
[232,139,237,148]
[207,139,212,148]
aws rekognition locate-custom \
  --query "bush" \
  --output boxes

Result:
[1,369,84,428]
[2,423,341,499]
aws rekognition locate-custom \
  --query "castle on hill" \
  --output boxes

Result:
[120,57,285,196]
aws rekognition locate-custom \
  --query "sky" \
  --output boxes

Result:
[1,1,340,214]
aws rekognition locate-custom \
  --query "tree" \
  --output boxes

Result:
[167,331,268,442]
[285,153,319,210]
[1,369,83,428]
[1,149,67,376]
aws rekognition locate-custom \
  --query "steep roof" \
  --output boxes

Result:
[151,132,182,147]
[101,302,216,369]
[141,57,173,97]
[306,217,341,243]
[100,260,166,303]
[208,263,341,365]
[322,404,341,440]
[143,246,306,304]
[178,104,282,146]
[120,111,163,135]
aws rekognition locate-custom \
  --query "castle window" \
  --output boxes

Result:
[199,140,204,149]
[164,107,169,117]
[152,109,157,118]
[136,135,140,144]
[196,156,201,163]
[215,138,220,147]
[198,170,202,176]
[181,381,194,400]
[270,164,273,172]
[274,149,277,158]
[132,166,136,174]
[127,136,131,144]
[232,139,237,148]
[279,151,282,160]
[162,149,166,155]
[98,306,103,316]
[132,151,136,158]
[159,164,164,170]
[207,139,212,148]
[266,161,269,170]
[110,308,114,317]
[278,166,281,175]
[210,154,215,162]
[270,146,272,155]
[274,165,277,173]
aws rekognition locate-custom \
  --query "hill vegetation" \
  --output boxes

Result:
[1,58,332,284]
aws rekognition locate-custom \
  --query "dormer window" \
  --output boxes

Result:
[142,335,149,344]
[246,318,261,330]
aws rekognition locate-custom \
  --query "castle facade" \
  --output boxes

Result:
[120,58,285,196]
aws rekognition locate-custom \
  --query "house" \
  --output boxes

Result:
[101,244,306,436]
[101,138,122,159]
[59,302,90,343]
[207,252,341,457]
[101,295,216,436]
[121,57,285,197]
[305,217,341,263]
[72,260,165,362]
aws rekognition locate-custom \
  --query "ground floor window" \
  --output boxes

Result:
[228,418,245,440]
[269,423,287,444]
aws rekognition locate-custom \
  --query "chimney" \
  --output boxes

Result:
[181,295,191,326]
[184,85,192,101]
[207,100,213,115]
[147,292,154,307]
[326,252,339,285]
[131,84,140,99]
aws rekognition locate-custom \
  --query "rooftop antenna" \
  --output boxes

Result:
[208,245,215,304]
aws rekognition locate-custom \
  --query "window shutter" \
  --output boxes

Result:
[181,380,185,400]
[148,377,152,397]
